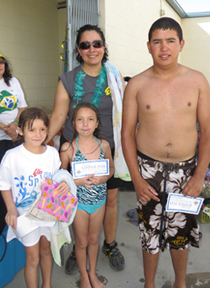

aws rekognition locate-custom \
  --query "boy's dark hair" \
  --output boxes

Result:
[18,107,49,143]
[75,24,108,64]
[71,102,101,139]
[148,17,183,42]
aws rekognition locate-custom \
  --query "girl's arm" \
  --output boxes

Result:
[57,142,73,195]
[60,143,96,188]
[1,190,18,230]
[91,140,115,185]
[74,174,95,188]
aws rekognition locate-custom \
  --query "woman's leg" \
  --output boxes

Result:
[73,209,91,288]
[24,243,40,288]
[88,203,106,288]
[39,236,52,288]
[102,188,125,271]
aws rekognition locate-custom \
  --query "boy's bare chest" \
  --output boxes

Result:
[138,78,199,113]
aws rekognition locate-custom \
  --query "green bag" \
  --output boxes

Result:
[197,202,210,224]
[200,181,210,199]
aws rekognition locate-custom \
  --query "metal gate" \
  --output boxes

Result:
[67,0,99,71]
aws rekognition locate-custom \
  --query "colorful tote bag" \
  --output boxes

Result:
[37,178,78,222]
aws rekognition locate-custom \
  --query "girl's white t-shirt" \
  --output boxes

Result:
[0,144,61,246]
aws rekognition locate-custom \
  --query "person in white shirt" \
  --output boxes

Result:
[0,52,27,235]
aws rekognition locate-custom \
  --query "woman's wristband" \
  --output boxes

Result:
[13,119,19,124]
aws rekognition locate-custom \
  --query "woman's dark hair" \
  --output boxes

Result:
[18,107,49,143]
[148,17,183,43]
[75,24,108,64]
[71,102,101,140]
[1,56,12,86]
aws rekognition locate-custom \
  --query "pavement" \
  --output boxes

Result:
[4,188,210,288]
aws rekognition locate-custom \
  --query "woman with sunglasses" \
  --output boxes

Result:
[47,24,130,277]
[0,52,27,234]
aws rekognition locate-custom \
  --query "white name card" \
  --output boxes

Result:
[166,193,204,215]
[72,159,109,179]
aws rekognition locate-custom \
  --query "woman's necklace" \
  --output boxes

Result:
[73,64,107,108]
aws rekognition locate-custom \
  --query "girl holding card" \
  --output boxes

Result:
[0,107,69,288]
[60,102,114,288]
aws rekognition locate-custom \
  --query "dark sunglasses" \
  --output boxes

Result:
[78,40,104,50]
[0,60,6,64]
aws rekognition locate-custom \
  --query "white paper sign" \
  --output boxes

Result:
[72,159,109,179]
[166,193,204,215]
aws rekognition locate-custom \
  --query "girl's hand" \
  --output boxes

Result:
[56,181,70,196]
[74,174,95,188]
[5,207,18,230]
[89,175,107,186]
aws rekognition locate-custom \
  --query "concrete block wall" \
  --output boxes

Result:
[0,0,209,113]
[181,17,210,83]
[99,0,182,78]
[0,0,60,113]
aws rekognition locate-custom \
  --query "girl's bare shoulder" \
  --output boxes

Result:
[60,141,74,153]
[100,139,111,151]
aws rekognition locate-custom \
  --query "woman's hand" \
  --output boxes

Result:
[5,207,18,230]
[56,181,70,196]
[4,122,19,142]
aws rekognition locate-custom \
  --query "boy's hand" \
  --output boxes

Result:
[5,207,18,230]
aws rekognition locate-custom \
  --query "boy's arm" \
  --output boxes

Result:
[102,139,115,179]
[90,140,115,185]
[121,79,159,203]
[184,73,210,198]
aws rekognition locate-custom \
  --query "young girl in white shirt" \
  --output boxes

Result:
[0,107,69,288]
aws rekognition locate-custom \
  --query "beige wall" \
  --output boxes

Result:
[1,0,209,113]
[99,0,181,77]
[0,0,60,114]
[181,17,210,83]
[58,7,67,76]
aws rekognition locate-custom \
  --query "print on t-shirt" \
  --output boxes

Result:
[0,90,18,113]
[14,170,52,208]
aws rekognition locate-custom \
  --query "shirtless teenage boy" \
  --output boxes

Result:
[122,17,210,288]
